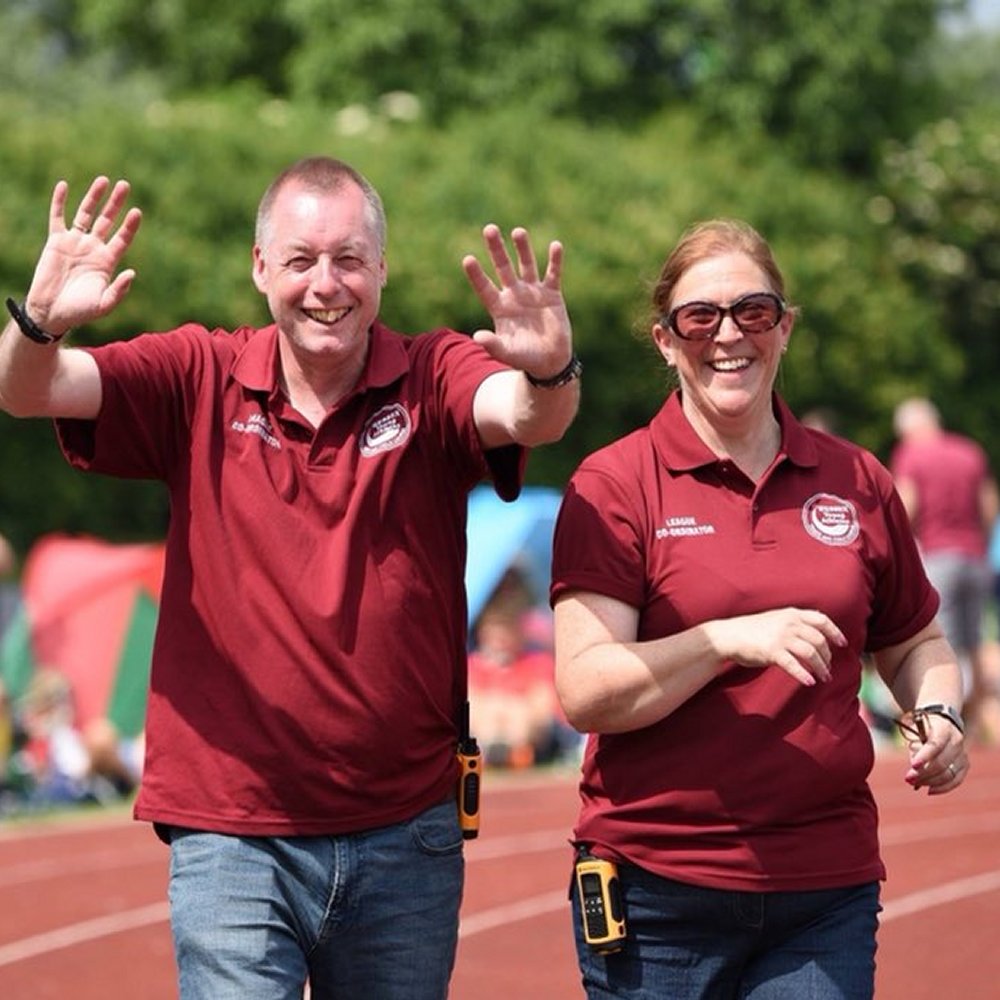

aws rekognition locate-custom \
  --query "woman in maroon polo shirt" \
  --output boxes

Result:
[551,219,968,1000]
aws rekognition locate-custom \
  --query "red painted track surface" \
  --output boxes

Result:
[1,746,999,999]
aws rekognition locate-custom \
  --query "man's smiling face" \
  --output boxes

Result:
[252,178,386,369]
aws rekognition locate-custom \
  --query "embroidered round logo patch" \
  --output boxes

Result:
[801,492,860,546]
[360,403,411,457]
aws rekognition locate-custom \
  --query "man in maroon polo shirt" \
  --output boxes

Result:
[891,397,999,739]
[0,158,580,999]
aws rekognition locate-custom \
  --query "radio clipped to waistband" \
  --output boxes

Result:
[456,700,481,839]
[574,847,626,953]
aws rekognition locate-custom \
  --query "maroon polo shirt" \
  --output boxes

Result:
[891,431,990,558]
[551,391,937,891]
[57,321,522,835]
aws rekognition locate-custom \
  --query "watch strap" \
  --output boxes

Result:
[5,298,64,345]
[914,703,965,735]
[525,353,583,389]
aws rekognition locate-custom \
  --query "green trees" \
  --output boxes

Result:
[46,0,951,170]
[0,0,997,551]
[877,108,1000,448]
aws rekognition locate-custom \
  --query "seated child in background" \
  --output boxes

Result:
[468,588,567,768]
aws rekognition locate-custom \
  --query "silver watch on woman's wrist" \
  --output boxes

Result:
[913,703,965,735]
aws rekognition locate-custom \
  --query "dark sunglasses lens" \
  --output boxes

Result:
[733,294,782,332]
[673,304,721,339]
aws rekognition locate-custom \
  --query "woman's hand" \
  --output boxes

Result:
[707,607,847,687]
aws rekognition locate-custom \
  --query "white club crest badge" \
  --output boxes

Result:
[801,493,860,547]
[360,403,412,457]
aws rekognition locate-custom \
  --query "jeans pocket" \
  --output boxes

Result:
[410,799,464,856]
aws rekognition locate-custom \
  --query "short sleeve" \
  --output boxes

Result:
[865,462,940,650]
[550,455,648,610]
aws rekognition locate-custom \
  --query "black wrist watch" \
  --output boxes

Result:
[525,353,583,389]
[5,298,65,345]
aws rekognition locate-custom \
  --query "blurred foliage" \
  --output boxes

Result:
[31,0,960,172]
[0,1,997,565]
[876,106,1000,453]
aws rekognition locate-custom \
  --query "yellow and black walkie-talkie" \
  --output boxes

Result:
[456,700,481,839]
[574,847,626,953]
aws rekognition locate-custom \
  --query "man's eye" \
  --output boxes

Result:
[286,257,314,271]
[337,256,365,272]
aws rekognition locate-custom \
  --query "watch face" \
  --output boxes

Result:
[917,704,964,735]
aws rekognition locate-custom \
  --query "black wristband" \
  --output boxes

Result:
[525,353,583,389]
[914,703,965,735]
[5,298,64,345]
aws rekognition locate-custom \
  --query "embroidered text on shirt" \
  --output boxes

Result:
[230,412,281,450]
[656,516,717,539]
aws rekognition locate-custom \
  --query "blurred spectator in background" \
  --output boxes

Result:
[2,668,143,811]
[468,570,578,767]
[892,397,1000,742]
[800,407,838,435]
[0,534,14,577]
[15,668,92,805]
[0,532,19,642]
[82,716,144,799]
[0,678,20,803]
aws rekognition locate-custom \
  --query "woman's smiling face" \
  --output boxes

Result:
[653,251,793,439]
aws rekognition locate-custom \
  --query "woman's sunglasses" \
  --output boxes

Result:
[664,291,785,341]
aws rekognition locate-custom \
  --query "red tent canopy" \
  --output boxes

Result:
[6,534,165,736]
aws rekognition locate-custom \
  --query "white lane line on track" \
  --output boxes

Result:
[459,890,567,939]
[0,828,567,889]
[0,846,164,888]
[466,829,569,860]
[880,810,1000,846]
[0,901,170,968]
[458,868,1000,942]
[0,812,133,841]
[2,868,1000,967]
[881,870,1000,923]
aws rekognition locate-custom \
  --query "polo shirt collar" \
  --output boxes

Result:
[230,321,410,400]
[650,390,820,472]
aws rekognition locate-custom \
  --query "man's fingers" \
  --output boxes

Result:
[510,228,539,284]
[49,180,70,232]
[107,207,143,255]
[92,180,133,240]
[70,176,111,233]
[481,223,517,285]
[543,241,564,287]
[462,254,499,312]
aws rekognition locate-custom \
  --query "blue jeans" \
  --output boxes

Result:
[571,862,880,999]
[165,799,464,1000]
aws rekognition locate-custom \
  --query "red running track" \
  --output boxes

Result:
[1,747,999,999]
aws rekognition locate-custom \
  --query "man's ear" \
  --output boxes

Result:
[251,245,267,295]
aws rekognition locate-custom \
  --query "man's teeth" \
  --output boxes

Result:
[711,358,750,372]
[306,308,349,323]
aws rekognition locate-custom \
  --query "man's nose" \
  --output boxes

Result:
[311,257,345,292]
